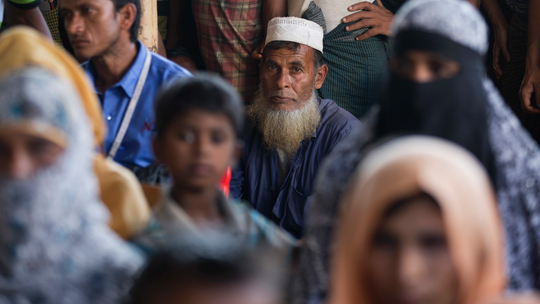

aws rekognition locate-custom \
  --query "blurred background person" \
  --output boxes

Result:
[0,67,142,302]
[128,244,285,304]
[288,0,390,119]
[482,0,540,144]
[59,0,191,173]
[292,0,540,302]
[192,0,286,103]
[330,136,504,304]
[230,17,360,239]
[1,0,52,40]
[0,28,151,240]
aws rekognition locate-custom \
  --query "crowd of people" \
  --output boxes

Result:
[0,0,539,303]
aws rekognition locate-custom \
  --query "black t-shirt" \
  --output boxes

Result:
[380,0,406,14]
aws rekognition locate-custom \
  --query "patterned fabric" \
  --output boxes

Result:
[43,8,62,47]
[505,0,528,16]
[302,1,388,119]
[292,0,540,303]
[192,0,263,102]
[499,14,540,144]
[133,187,296,257]
[0,68,143,304]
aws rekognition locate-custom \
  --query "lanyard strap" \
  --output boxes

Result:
[107,51,152,160]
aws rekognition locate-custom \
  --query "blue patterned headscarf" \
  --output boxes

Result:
[0,68,143,304]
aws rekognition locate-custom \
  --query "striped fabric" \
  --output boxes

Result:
[302,2,389,119]
[505,0,528,16]
[192,0,263,102]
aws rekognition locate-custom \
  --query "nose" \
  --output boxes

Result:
[276,69,292,90]
[65,13,84,37]
[412,64,433,83]
[398,247,425,287]
[6,151,35,180]
[194,135,211,157]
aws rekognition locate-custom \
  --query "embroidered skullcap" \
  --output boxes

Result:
[265,17,324,53]
[392,0,488,55]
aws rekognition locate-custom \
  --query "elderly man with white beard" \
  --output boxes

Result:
[230,17,360,239]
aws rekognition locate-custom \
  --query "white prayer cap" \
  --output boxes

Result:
[265,17,324,53]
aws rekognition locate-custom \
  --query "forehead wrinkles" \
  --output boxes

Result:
[264,46,313,66]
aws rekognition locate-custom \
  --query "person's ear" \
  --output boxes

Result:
[153,138,164,163]
[117,3,137,33]
[314,64,328,90]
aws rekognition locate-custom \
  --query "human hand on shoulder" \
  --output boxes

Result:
[342,0,393,41]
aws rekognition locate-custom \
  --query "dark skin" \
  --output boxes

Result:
[60,0,138,92]
[343,0,394,41]
[4,0,52,41]
[153,109,241,226]
[0,133,65,180]
[391,50,460,83]
[260,45,328,111]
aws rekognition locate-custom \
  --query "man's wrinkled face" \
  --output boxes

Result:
[259,45,325,111]
[60,0,123,61]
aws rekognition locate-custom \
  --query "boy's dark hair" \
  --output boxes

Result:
[154,73,244,139]
[127,249,278,304]
[111,0,141,43]
[262,41,324,69]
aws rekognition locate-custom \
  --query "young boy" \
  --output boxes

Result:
[133,74,295,255]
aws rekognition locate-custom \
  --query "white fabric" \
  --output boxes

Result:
[265,17,324,53]
[288,0,374,34]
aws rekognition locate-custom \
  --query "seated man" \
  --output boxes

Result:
[230,17,360,238]
[60,0,191,170]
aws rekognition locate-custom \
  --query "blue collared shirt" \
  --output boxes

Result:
[230,98,360,238]
[82,41,192,168]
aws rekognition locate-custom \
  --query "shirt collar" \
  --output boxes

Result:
[85,40,148,98]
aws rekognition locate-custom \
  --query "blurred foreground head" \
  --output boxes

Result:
[129,241,284,304]
[0,68,142,302]
[330,136,504,304]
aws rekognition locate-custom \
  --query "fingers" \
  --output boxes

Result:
[348,1,379,12]
[251,43,264,60]
[343,11,375,23]
[520,85,540,114]
[346,19,375,31]
[493,45,503,79]
[356,29,378,41]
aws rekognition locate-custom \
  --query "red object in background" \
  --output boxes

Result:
[219,167,231,198]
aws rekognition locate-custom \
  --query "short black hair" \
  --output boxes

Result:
[127,249,278,304]
[154,73,244,139]
[111,0,140,43]
[262,41,324,69]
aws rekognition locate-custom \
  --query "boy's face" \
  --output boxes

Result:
[154,108,239,191]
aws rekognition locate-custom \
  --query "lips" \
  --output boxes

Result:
[190,164,214,177]
[270,96,293,103]
[70,40,89,48]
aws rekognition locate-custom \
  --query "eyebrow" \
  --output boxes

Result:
[289,60,305,67]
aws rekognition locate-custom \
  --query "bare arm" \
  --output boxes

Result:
[251,0,287,60]
[520,0,540,113]
[5,1,52,41]
[481,0,510,78]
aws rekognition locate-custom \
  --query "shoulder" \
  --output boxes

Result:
[149,52,192,80]
[319,98,361,132]
[7,0,42,10]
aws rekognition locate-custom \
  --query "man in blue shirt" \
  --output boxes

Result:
[60,0,191,170]
[230,17,360,238]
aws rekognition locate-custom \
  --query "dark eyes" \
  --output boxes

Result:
[176,131,226,145]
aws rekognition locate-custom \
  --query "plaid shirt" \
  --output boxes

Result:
[192,0,263,102]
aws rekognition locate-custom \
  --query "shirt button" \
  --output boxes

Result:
[107,115,112,121]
